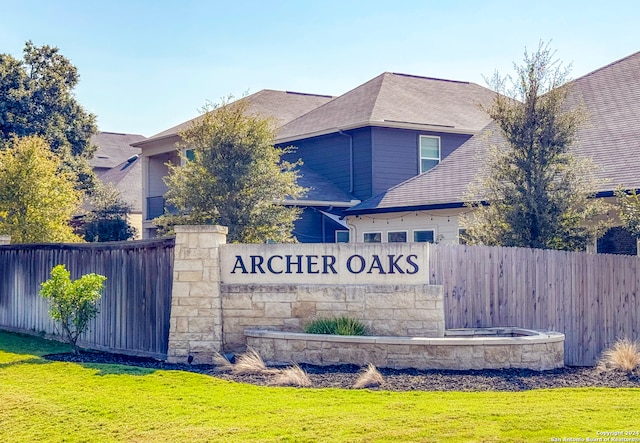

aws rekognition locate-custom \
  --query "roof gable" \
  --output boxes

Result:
[276,72,497,142]
[137,89,334,146]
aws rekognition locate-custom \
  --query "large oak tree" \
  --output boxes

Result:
[0,41,97,191]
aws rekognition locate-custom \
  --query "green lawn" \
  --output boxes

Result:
[1,331,638,442]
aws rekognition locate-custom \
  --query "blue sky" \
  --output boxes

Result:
[1,0,638,137]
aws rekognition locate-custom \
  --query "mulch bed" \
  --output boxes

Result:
[44,351,640,391]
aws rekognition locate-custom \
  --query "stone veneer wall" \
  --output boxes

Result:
[167,225,227,364]
[221,284,444,353]
[245,328,565,371]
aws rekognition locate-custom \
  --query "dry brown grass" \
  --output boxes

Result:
[232,348,278,375]
[353,363,385,389]
[271,363,312,387]
[599,338,640,374]
[212,352,234,372]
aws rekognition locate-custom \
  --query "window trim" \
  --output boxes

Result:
[387,230,408,243]
[419,135,441,174]
[412,229,435,243]
[363,232,382,243]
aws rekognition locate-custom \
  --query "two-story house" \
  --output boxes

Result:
[343,51,640,254]
[275,72,497,243]
[137,72,497,242]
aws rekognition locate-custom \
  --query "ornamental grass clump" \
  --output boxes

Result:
[599,338,640,374]
[271,363,312,387]
[39,264,106,354]
[233,348,278,375]
[353,363,385,389]
[304,316,367,336]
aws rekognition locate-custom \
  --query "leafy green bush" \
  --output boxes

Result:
[40,264,106,354]
[304,316,367,336]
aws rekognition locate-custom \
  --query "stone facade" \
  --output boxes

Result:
[167,225,226,364]
[245,328,565,371]
[221,283,444,353]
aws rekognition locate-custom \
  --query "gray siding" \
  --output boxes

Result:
[371,127,472,196]
[282,128,373,201]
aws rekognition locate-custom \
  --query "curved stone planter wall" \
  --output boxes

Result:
[245,327,565,371]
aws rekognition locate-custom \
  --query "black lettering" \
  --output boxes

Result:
[406,254,419,274]
[251,255,265,274]
[346,254,366,274]
[286,255,303,274]
[322,255,337,274]
[306,255,319,274]
[388,254,405,274]
[231,256,247,274]
[267,255,283,274]
[367,255,386,274]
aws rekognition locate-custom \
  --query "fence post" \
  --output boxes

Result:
[0,235,10,245]
[166,225,227,364]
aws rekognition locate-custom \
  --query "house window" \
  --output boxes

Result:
[363,232,382,243]
[335,230,350,243]
[419,136,440,173]
[388,231,407,242]
[413,230,435,243]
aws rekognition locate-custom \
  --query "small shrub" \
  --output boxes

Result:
[271,363,312,387]
[599,338,640,374]
[353,363,385,389]
[39,264,106,354]
[304,316,366,336]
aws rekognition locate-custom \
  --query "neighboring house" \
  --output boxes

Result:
[134,89,335,239]
[344,51,640,254]
[276,72,497,242]
[88,131,146,238]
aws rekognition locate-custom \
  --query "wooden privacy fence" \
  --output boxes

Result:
[429,243,640,366]
[0,238,175,359]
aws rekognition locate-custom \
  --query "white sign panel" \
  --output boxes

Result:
[220,243,429,285]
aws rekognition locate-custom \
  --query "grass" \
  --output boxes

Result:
[1,330,640,442]
[599,338,640,373]
[353,363,385,389]
[304,316,367,335]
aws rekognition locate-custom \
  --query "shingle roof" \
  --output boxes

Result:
[136,89,334,146]
[90,132,145,169]
[347,51,640,215]
[95,156,142,213]
[276,72,497,143]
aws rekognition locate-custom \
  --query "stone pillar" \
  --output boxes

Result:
[0,235,10,245]
[166,225,227,364]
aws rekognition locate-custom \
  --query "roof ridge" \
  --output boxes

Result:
[390,72,470,85]
[367,73,391,121]
[574,50,640,81]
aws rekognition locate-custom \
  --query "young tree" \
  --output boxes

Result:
[156,97,305,243]
[40,264,106,354]
[0,41,98,191]
[463,43,609,251]
[78,183,137,242]
[0,136,83,243]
